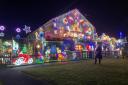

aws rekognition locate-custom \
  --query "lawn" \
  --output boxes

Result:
[23,58,128,85]
[0,81,3,85]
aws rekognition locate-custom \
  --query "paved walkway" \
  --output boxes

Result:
[0,64,52,85]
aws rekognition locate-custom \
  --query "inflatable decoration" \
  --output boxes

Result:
[36,52,44,64]
[45,48,51,62]
[57,48,64,61]
[13,52,33,65]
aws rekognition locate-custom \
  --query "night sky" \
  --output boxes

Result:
[0,0,128,38]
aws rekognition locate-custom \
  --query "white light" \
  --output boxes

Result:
[36,44,40,49]
[28,58,33,64]
[117,39,122,43]
[23,25,31,34]
[53,23,57,27]
[0,32,4,37]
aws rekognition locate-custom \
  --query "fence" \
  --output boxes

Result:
[0,50,121,65]
[0,57,12,65]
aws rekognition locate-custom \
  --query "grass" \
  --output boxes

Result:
[23,58,128,85]
[0,81,3,85]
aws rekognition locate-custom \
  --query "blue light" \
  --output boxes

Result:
[119,32,123,38]
[16,34,21,40]
[119,32,122,35]
[83,35,86,40]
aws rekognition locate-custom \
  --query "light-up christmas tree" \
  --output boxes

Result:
[22,44,27,54]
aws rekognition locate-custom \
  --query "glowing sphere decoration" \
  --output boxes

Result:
[0,26,5,31]
[16,28,21,33]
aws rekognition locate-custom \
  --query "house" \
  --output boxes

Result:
[26,9,96,61]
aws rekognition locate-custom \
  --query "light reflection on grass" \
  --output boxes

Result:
[23,58,128,85]
[0,81,3,85]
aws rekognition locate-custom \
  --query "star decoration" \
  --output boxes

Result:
[23,25,31,34]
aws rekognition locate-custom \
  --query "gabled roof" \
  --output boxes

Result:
[28,9,96,40]
[52,9,95,34]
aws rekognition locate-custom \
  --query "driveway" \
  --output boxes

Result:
[0,64,51,85]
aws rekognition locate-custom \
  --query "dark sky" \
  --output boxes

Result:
[0,0,128,38]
